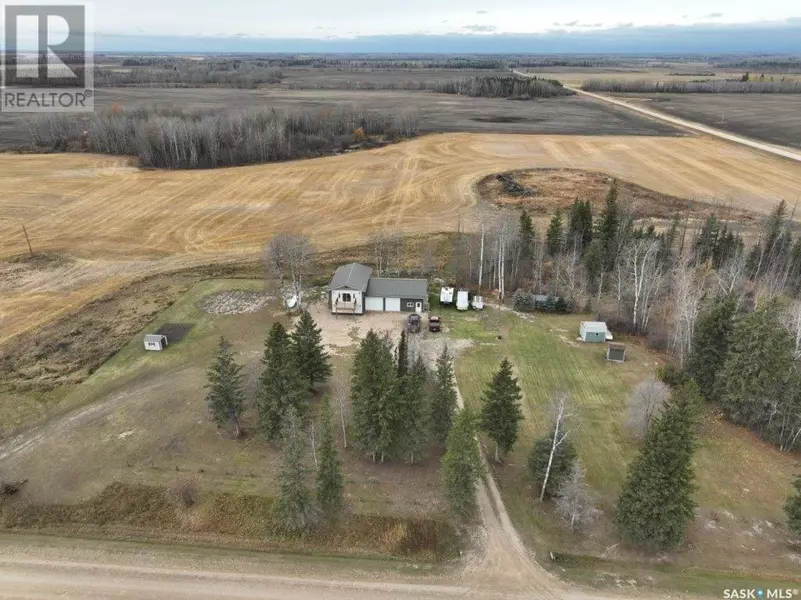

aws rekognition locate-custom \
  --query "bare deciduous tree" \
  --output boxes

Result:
[625,378,670,439]
[783,301,801,360]
[263,233,315,310]
[371,231,404,277]
[540,392,576,502]
[554,461,600,532]
[670,266,703,368]
[622,238,666,334]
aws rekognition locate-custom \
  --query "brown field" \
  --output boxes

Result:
[3,132,801,349]
[623,93,801,150]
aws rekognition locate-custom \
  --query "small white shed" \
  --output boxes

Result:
[144,334,168,351]
[579,321,612,343]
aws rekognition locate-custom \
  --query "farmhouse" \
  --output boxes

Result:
[579,321,612,343]
[328,263,428,315]
[143,333,168,351]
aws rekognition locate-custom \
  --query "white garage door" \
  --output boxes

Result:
[365,296,384,312]
[385,297,401,312]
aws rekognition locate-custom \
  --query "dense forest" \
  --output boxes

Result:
[26,107,419,169]
[434,75,573,99]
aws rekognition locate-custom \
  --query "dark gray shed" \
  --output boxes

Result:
[606,343,626,363]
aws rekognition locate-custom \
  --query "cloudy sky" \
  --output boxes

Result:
[90,0,796,39]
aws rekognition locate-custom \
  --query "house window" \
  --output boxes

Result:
[341,292,352,302]
[406,302,414,308]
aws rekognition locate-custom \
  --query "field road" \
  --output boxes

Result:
[511,69,801,163]
[4,131,801,346]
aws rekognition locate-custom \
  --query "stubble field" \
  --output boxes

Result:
[4,132,801,348]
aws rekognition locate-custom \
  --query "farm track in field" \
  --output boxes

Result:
[3,131,801,344]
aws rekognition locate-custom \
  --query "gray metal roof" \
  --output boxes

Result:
[366,278,428,299]
[144,334,166,342]
[328,263,372,292]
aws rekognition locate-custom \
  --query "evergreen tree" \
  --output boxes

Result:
[351,330,398,462]
[316,397,345,519]
[430,345,458,446]
[480,359,524,462]
[567,199,593,251]
[527,432,577,499]
[396,329,409,378]
[597,181,620,271]
[685,295,737,401]
[397,355,429,464]
[273,407,319,533]
[785,474,801,537]
[258,322,310,441]
[716,300,795,434]
[615,382,700,552]
[693,214,720,264]
[546,209,564,256]
[442,407,483,520]
[290,310,331,392]
[204,336,245,438]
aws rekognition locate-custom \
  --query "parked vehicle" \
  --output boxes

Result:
[428,315,441,332]
[472,295,484,310]
[406,313,421,333]
[456,289,469,311]
[440,286,455,306]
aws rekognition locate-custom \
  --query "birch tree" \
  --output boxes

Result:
[783,301,801,360]
[622,238,665,334]
[669,266,703,368]
[264,233,315,310]
[528,393,577,501]
[625,378,670,439]
[555,461,600,532]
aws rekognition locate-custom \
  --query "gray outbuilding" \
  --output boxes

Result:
[579,321,612,343]
[366,278,428,313]
[144,333,168,351]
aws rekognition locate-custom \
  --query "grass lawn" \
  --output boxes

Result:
[446,307,801,587]
[2,279,456,561]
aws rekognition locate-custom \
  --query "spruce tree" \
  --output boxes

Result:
[546,209,564,256]
[397,355,429,464]
[316,397,345,519]
[442,407,483,520]
[567,199,593,250]
[615,381,700,552]
[685,295,737,401]
[430,345,458,446]
[258,322,310,441]
[273,406,318,533]
[785,474,801,537]
[351,330,398,461]
[480,359,524,462]
[527,432,577,500]
[290,310,331,392]
[396,329,409,378]
[716,300,794,432]
[597,181,620,271]
[204,336,245,438]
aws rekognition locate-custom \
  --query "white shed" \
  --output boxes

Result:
[144,334,168,351]
[579,321,612,343]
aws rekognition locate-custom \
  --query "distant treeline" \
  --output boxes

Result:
[96,59,283,88]
[26,107,419,169]
[435,75,573,99]
[713,59,801,73]
[582,78,801,93]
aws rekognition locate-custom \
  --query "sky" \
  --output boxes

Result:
[5,0,801,52]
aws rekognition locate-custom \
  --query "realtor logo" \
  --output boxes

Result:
[1,2,94,112]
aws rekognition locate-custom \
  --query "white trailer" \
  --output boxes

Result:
[456,290,469,311]
[472,295,484,310]
[440,286,455,305]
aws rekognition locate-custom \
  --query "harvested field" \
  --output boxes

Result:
[621,94,801,150]
[3,132,801,349]
[0,86,678,149]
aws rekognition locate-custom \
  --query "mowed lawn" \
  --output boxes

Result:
[449,308,800,578]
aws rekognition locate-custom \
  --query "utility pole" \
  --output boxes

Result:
[22,225,33,258]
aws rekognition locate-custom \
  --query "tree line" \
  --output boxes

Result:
[434,75,573,99]
[96,61,283,88]
[582,78,801,93]
[26,106,419,169]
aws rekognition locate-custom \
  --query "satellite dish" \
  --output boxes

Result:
[285,295,298,309]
